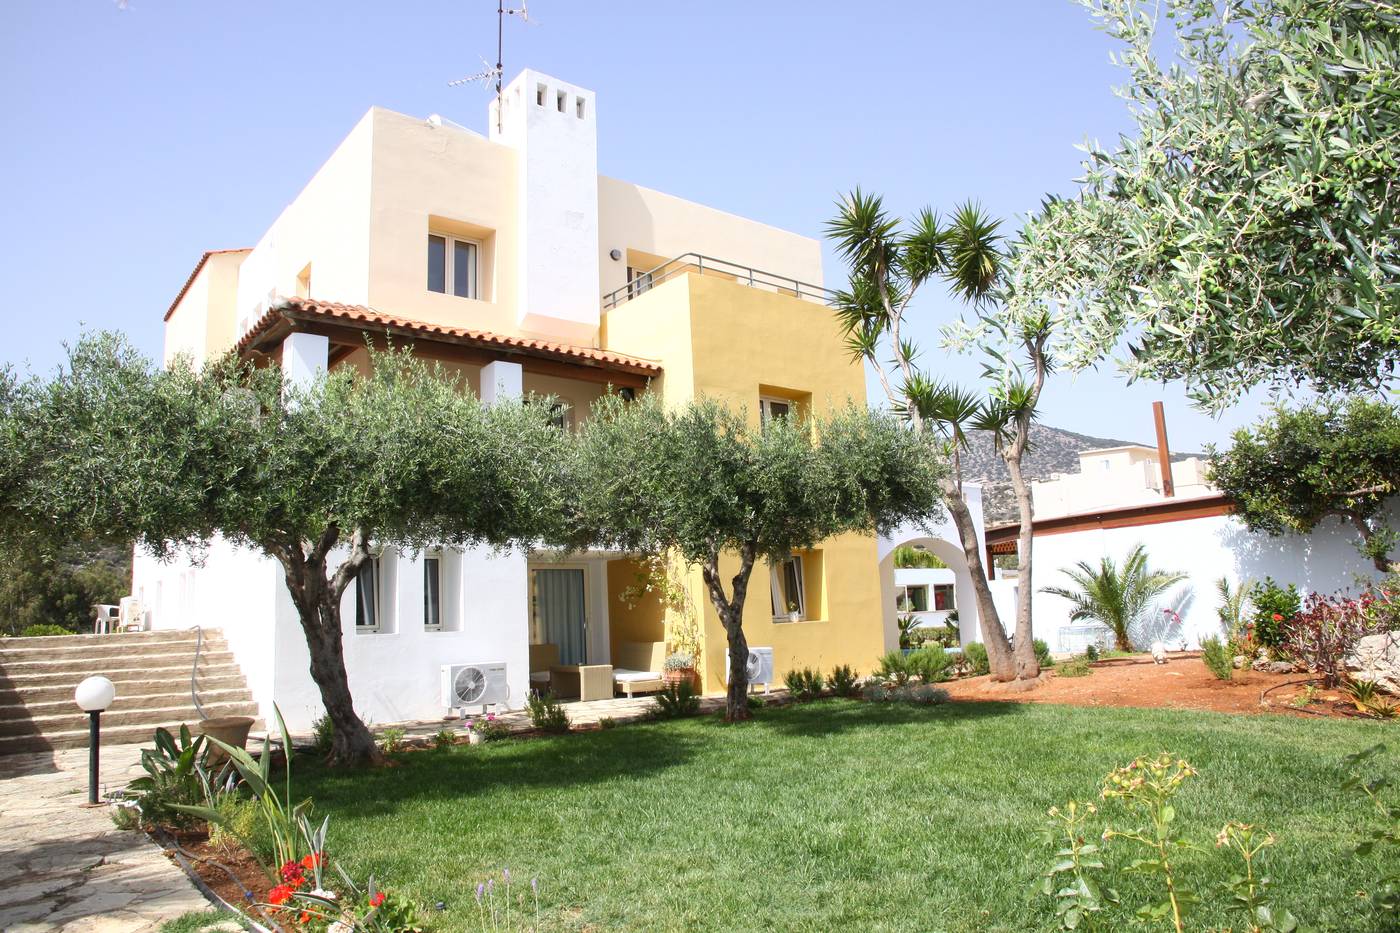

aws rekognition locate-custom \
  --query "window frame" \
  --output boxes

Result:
[933,583,955,612]
[770,554,806,621]
[423,550,443,632]
[759,396,793,430]
[428,233,481,300]
[354,553,384,634]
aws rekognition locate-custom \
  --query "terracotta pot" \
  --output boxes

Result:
[195,715,255,763]
[663,669,698,691]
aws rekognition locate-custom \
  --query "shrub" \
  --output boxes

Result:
[1057,655,1093,678]
[663,650,694,672]
[467,713,511,742]
[1084,644,1100,662]
[892,684,950,705]
[1284,591,1389,687]
[829,663,859,697]
[18,623,70,637]
[1201,636,1233,681]
[599,716,618,730]
[126,725,212,829]
[963,641,990,675]
[1252,577,1301,649]
[875,650,913,686]
[1034,638,1054,669]
[784,666,825,700]
[311,713,335,756]
[377,727,407,755]
[907,645,953,683]
[654,680,700,719]
[209,793,267,859]
[432,729,456,751]
[526,692,571,733]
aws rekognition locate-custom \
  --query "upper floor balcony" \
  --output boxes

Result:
[600,253,836,312]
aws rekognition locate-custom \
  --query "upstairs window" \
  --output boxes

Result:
[428,234,479,299]
[759,396,792,430]
[770,555,806,621]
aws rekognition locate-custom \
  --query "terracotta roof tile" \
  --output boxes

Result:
[165,249,252,321]
[237,296,661,375]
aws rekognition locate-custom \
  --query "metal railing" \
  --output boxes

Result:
[190,625,208,721]
[601,252,837,311]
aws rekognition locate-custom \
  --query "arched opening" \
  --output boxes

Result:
[877,531,981,652]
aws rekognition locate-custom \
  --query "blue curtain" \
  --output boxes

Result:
[536,569,586,665]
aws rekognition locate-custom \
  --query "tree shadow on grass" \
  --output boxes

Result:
[293,719,711,816]
[752,696,1022,738]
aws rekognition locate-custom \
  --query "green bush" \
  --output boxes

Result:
[828,663,859,697]
[1034,638,1054,669]
[907,646,953,683]
[311,713,335,756]
[1084,644,1100,662]
[378,727,407,754]
[432,729,456,751]
[18,623,71,637]
[784,666,826,700]
[1201,636,1233,681]
[654,681,700,719]
[1057,655,1093,678]
[126,725,211,829]
[526,691,571,733]
[1252,577,1301,648]
[963,641,990,676]
[875,650,913,685]
[209,794,268,860]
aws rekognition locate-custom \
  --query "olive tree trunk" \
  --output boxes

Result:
[699,542,758,722]
[1350,514,1400,574]
[267,525,381,768]
[1004,454,1041,680]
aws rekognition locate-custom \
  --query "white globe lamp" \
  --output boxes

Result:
[74,675,117,805]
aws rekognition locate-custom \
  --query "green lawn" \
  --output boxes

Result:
[296,701,1395,932]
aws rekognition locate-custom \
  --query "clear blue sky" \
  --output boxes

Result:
[1,0,1279,451]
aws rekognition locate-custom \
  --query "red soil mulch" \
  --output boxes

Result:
[162,828,276,916]
[941,653,1371,719]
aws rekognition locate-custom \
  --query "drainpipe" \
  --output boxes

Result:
[1153,401,1175,498]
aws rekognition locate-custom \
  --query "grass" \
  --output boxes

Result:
[157,911,247,933]
[295,701,1395,932]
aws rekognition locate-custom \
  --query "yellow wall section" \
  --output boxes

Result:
[605,559,666,658]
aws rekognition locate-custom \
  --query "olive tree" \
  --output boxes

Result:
[567,396,945,721]
[1209,396,1400,572]
[1015,0,1400,410]
[0,333,565,766]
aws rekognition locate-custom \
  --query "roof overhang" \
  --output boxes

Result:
[984,493,1234,545]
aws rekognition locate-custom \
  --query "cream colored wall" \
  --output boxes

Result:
[164,251,249,366]
[233,111,375,340]
[597,176,824,302]
[163,269,210,366]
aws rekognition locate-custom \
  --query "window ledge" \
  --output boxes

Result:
[771,617,829,625]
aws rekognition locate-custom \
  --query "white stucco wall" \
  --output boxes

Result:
[893,567,959,628]
[1027,506,1397,652]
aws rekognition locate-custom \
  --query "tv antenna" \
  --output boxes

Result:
[448,1,533,134]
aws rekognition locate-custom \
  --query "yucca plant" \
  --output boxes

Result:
[1042,544,1186,651]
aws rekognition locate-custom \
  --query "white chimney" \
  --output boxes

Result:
[490,69,600,342]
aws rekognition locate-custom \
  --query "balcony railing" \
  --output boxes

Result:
[601,252,837,311]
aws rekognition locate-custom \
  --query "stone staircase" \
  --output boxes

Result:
[0,628,260,756]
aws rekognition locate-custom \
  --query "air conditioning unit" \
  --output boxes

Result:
[442,662,509,711]
[725,646,774,692]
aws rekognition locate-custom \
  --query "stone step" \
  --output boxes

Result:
[0,632,226,664]
[0,686,254,722]
[0,649,237,678]
[0,699,260,738]
[0,673,250,706]
[0,629,209,651]
[0,715,268,755]
[1,659,242,691]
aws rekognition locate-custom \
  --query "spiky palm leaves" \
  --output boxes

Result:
[1041,544,1186,651]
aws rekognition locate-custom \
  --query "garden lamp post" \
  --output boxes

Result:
[74,675,116,806]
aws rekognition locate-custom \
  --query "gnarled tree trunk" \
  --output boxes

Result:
[267,525,381,767]
[700,542,758,722]
[1004,454,1040,680]
[941,479,1016,680]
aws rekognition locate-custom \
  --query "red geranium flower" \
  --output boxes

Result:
[268,884,295,906]
[301,852,323,870]
[370,892,386,908]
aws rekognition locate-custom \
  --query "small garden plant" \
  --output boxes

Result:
[526,691,571,734]
[828,663,859,697]
[1201,636,1233,681]
[653,680,700,719]
[783,666,825,700]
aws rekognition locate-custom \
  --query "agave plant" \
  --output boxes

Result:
[1042,545,1186,651]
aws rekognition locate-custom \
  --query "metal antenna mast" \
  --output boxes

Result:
[448,1,532,134]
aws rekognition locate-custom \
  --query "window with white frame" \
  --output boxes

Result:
[933,583,955,612]
[897,584,929,613]
[759,396,793,430]
[423,551,443,631]
[626,266,653,298]
[354,554,383,633]
[770,555,805,620]
[428,234,479,299]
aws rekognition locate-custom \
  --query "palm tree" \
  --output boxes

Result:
[1214,576,1257,641]
[1041,545,1186,651]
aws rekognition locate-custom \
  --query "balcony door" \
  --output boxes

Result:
[533,568,587,665]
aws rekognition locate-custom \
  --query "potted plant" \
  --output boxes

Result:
[663,651,697,690]
[787,601,802,623]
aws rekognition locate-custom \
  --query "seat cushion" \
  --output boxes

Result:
[612,668,661,683]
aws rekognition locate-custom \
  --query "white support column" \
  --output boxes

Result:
[480,360,523,405]
[282,332,329,394]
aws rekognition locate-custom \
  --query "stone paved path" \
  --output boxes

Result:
[0,743,209,933]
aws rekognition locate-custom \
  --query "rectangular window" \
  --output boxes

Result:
[934,583,955,612]
[770,555,805,621]
[626,266,653,298]
[355,556,382,632]
[536,83,547,106]
[428,234,478,299]
[547,401,574,431]
[576,97,586,119]
[423,553,442,631]
[900,584,929,613]
[759,396,792,430]
[556,90,567,112]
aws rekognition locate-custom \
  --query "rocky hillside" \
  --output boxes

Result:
[960,424,1201,527]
